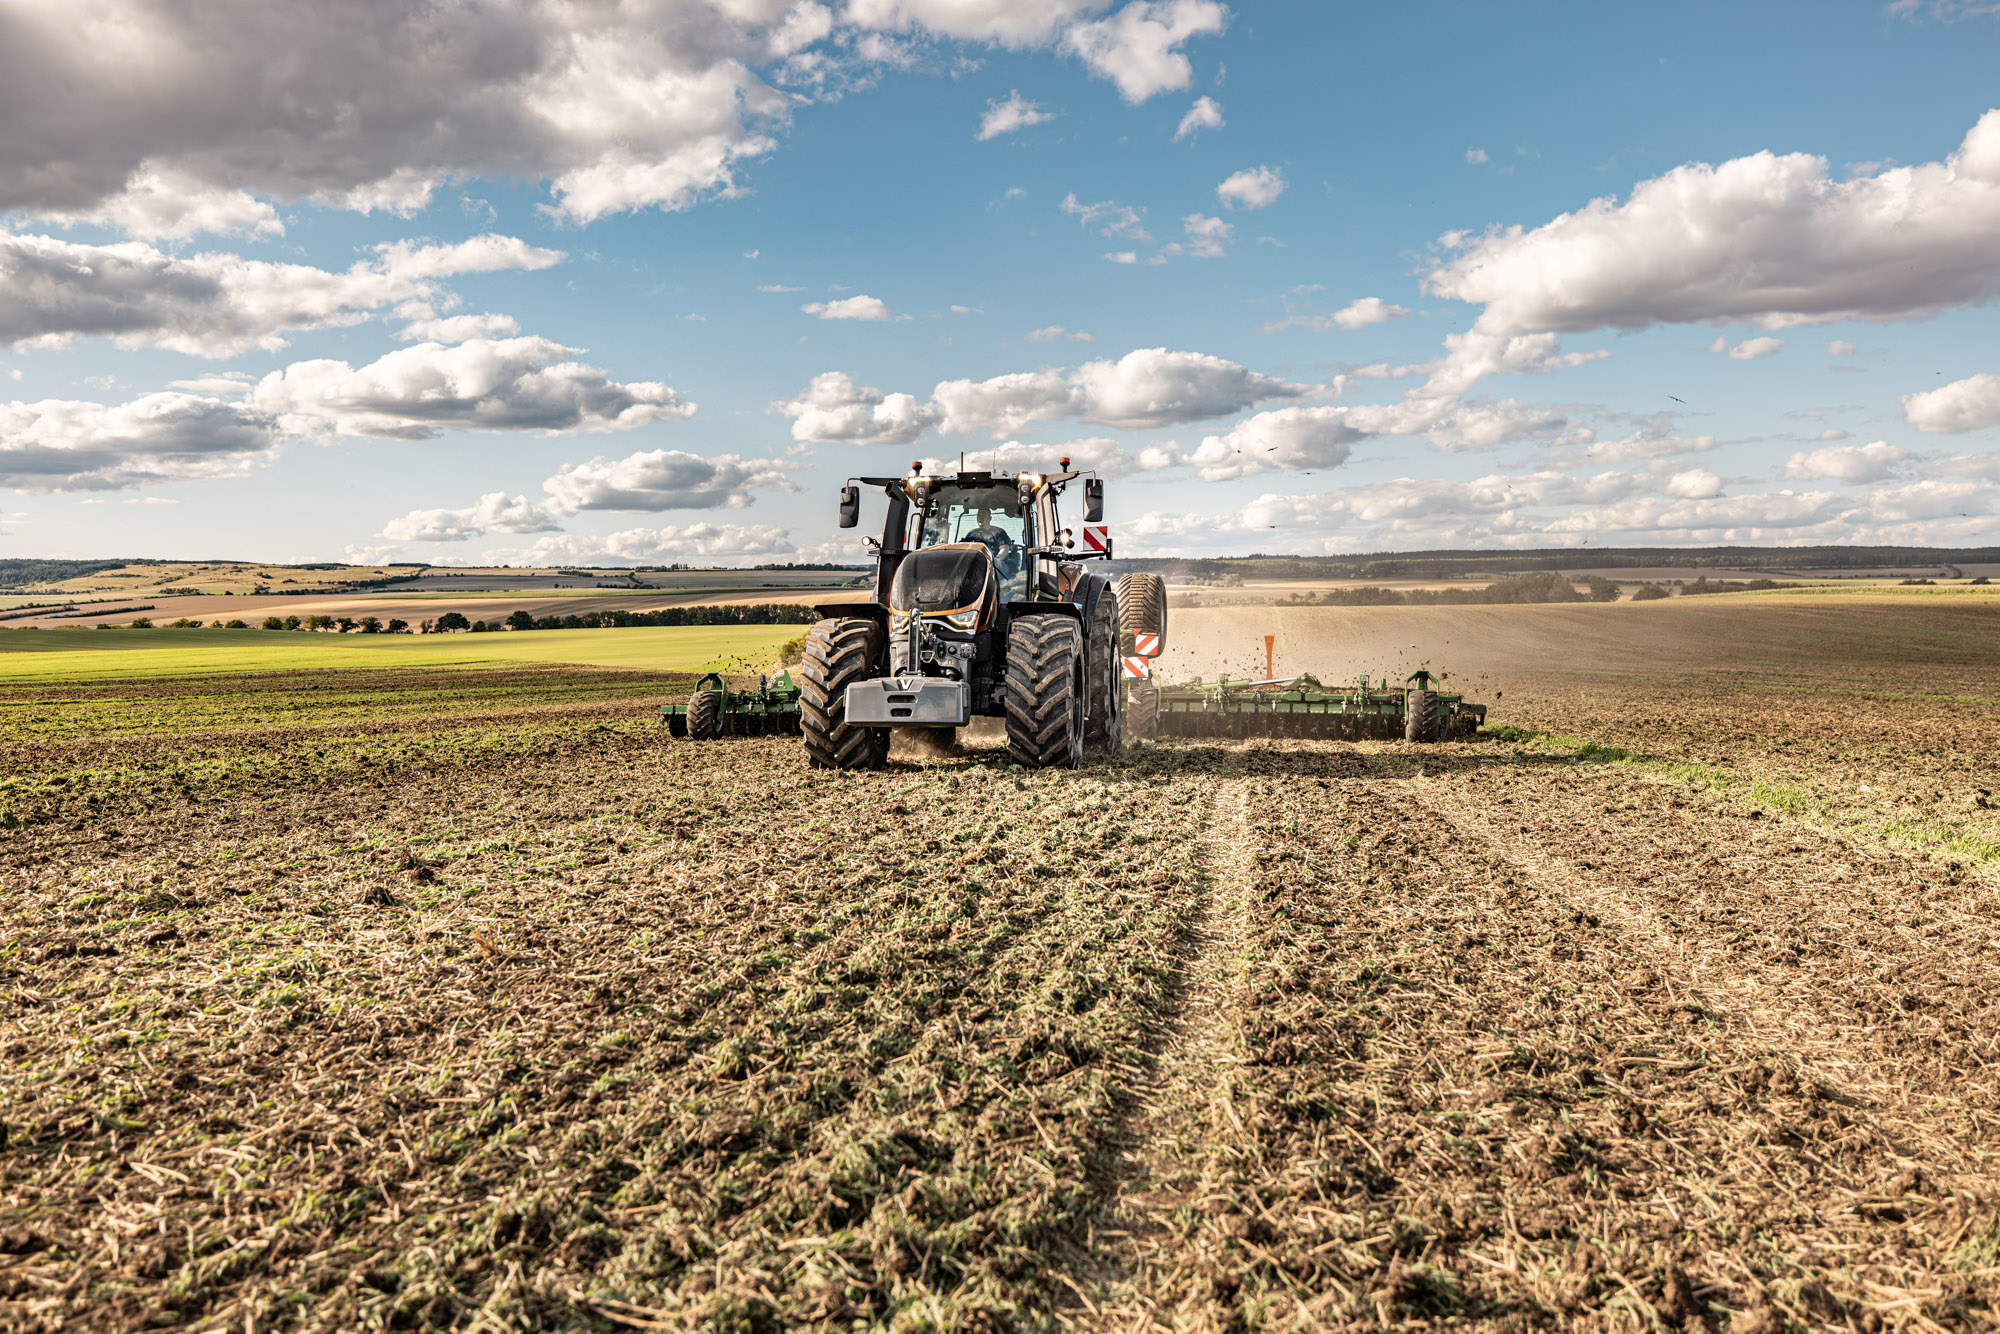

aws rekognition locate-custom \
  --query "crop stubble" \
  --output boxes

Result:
[3,661,1997,1330]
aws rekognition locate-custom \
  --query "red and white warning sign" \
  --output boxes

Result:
[1121,655,1151,680]
[1132,630,1160,658]
[1082,524,1110,553]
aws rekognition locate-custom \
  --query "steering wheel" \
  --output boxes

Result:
[994,543,1023,581]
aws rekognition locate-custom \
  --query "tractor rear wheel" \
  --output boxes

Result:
[801,617,889,770]
[1117,572,1167,653]
[1126,687,1159,741]
[1084,587,1122,754]
[1006,615,1084,770]
[1404,690,1442,744]
[687,689,725,740]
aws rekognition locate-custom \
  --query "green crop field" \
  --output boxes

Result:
[0,625,801,681]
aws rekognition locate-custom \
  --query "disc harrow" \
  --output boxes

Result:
[1130,669,1484,742]
[662,670,804,739]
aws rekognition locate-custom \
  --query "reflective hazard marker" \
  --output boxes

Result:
[1121,655,1151,680]
[1082,524,1110,553]
[1133,630,1160,658]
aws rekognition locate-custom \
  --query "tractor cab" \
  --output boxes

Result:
[911,481,1032,600]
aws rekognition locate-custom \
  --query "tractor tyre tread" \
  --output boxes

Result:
[1405,689,1441,744]
[687,689,725,740]
[1005,615,1084,770]
[800,618,890,770]
[1116,572,1167,654]
[1126,687,1159,741]
[1085,585,1122,754]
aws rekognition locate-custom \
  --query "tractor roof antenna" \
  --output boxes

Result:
[958,450,964,475]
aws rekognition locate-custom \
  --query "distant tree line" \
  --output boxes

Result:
[493,603,816,632]
[101,603,817,634]
[1285,573,1626,606]
[1108,545,2000,582]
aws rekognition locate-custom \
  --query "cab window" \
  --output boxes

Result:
[915,485,1032,594]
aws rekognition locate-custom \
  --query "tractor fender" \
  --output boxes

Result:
[1004,600,1083,625]
[1075,571,1111,625]
[813,601,886,626]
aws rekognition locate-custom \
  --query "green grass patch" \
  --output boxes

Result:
[0,625,800,680]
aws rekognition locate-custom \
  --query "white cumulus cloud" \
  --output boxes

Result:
[0,392,276,491]
[1,1,1228,235]
[802,294,904,321]
[397,313,522,343]
[1262,297,1412,333]
[1707,335,1785,361]
[1216,165,1285,210]
[776,371,940,444]
[1060,192,1151,241]
[1783,440,1911,483]
[381,493,564,543]
[1425,109,2000,337]
[542,448,795,512]
[494,523,795,567]
[1059,0,1231,103]
[978,90,1056,140]
[247,337,692,441]
[782,347,1310,442]
[1025,325,1096,342]
[0,230,561,357]
[1174,96,1223,140]
[1903,372,2000,433]
[1161,212,1231,259]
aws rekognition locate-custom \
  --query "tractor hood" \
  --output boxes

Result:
[889,543,995,625]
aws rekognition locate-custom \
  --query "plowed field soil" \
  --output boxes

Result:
[5,618,1999,1331]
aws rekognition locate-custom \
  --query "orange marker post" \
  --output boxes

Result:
[1264,634,1275,680]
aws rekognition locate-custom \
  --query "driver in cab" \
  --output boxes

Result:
[964,506,1013,567]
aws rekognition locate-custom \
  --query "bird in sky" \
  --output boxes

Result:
[1669,395,1687,404]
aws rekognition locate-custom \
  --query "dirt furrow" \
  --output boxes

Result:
[1073,766,1257,1332]
[1155,745,1999,1328]
[1401,758,2000,1140]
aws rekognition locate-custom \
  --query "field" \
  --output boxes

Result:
[0,627,803,682]
[4,595,2000,1331]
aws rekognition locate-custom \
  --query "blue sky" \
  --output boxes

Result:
[3,0,1999,564]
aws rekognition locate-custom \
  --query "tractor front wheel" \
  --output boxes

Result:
[687,689,725,740]
[1006,615,1084,770]
[800,617,889,770]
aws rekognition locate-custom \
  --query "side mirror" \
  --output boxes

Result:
[1083,479,1104,523]
[838,484,859,528]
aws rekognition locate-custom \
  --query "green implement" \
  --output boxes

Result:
[662,670,803,739]
[1128,668,1484,742]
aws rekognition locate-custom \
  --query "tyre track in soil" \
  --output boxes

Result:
[1332,746,2000,1326]
[1069,749,1259,1332]
[1392,753,2000,1162]
[1144,744,2000,1330]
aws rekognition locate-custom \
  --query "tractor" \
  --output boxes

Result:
[797,460,1166,770]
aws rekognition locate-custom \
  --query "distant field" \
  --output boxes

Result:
[0,625,800,680]
[1161,591,2000,693]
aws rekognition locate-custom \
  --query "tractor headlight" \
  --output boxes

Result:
[927,607,980,633]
